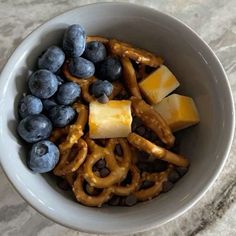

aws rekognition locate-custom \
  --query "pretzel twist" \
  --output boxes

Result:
[83,137,132,188]
[131,96,175,147]
[109,39,163,67]
[128,133,189,167]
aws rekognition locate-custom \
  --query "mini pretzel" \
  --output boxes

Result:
[121,57,142,98]
[62,62,124,103]
[128,133,189,167]
[73,172,113,207]
[134,166,173,201]
[86,35,109,44]
[83,137,132,188]
[53,103,88,176]
[131,96,175,147]
[112,165,140,196]
[109,39,163,67]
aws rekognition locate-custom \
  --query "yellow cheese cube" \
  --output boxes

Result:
[139,65,180,104]
[89,100,132,139]
[153,94,200,132]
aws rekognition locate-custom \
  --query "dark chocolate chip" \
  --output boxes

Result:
[140,180,154,189]
[132,116,143,131]
[92,165,99,172]
[137,161,153,172]
[125,195,137,206]
[95,159,106,169]
[97,93,109,104]
[100,167,110,177]
[115,144,123,156]
[162,181,174,193]
[176,166,188,176]
[152,159,168,172]
[168,170,180,183]
[108,195,121,206]
[136,126,146,136]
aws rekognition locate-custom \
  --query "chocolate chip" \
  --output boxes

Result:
[92,165,99,172]
[137,161,153,172]
[100,167,110,177]
[136,126,146,136]
[132,116,142,131]
[57,179,71,191]
[152,159,168,172]
[125,195,137,206]
[97,94,109,104]
[108,195,121,206]
[115,144,123,156]
[162,181,174,193]
[95,159,106,169]
[137,150,149,160]
[149,132,157,142]
[168,170,180,183]
[176,166,188,176]
[140,180,154,189]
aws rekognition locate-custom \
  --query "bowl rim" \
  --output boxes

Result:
[0,2,235,234]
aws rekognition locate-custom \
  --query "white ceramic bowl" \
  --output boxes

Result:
[0,2,234,234]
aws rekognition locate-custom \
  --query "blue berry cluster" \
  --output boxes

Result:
[17,24,123,173]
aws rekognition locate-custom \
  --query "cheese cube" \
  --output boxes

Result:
[139,65,180,104]
[89,100,132,139]
[153,94,200,132]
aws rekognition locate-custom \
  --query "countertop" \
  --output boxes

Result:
[0,0,236,235]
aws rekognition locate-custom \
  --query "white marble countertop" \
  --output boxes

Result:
[0,0,236,235]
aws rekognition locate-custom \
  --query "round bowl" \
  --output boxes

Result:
[0,2,234,234]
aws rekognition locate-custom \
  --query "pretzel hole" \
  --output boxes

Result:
[67,144,80,162]
[120,170,132,186]
[93,139,108,147]
[93,158,106,172]
[83,181,102,196]
[115,144,123,157]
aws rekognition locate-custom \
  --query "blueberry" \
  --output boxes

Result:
[56,82,81,105]
[28,140,59,173]
[48,105,76,127]
[18,95,43,118]
[63,24,86,58]
[38,46,65,73]
[42,98,57,112]
[17,114,52,143]
[90,80,113,98]
[28,69,58,99]
[56,75,65,85]
[97,94,109,104]
[96,57,122,81]
[83,41,107,63]
[68,57,95,78]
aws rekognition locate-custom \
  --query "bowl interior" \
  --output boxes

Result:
[0,3,234,234]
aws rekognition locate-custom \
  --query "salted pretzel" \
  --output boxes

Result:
[112,165,140,196]
[83,137,132,188]
[109,39,163,67]
[131,96,175,147]
[62,62,124,103]
[121,57,142,98]
[86,35,109,44]
[73,171,113,207]
[53,103,88,176]
[134,165,173,201]
[128,133,189,167]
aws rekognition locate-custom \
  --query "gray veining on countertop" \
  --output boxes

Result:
[0,0,236,235]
